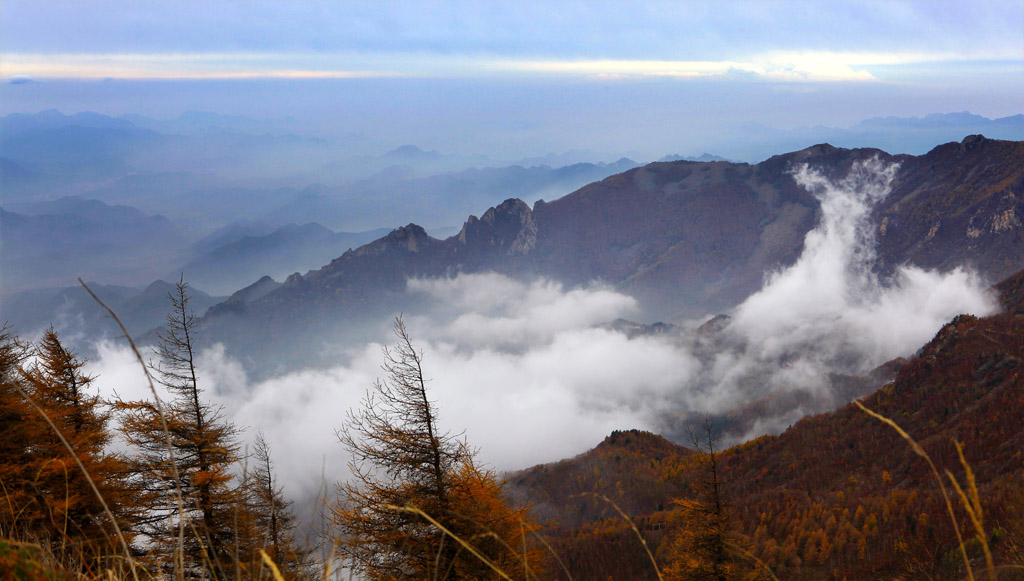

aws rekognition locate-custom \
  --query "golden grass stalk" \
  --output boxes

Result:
[855,400,997,581]
[949,440,996,580]
[80,279,192,579]
[16,386,141,581]
[577,492,664,581]
[386,504,516,580]
[527,528,573,581]
[260,549,286,581]
[725,540,780,581]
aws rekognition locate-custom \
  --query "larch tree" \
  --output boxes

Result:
[116,278,243,577]
[238,431,309,579]
[664,417,747,581]
[0,325,39,540]
[18,327,143,564]
[333,316,547,580]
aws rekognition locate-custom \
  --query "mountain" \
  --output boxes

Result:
[119,111,309,136]
[0,198,187,294]
[0,109,138,136]
[509,429,693,529]
[0,110,342,195]
[873,135,1024,277]
[720,112,1024,162]
[0,280,224,342]
[508,266,1024,579]
[171,223,389,295]
[261,158,640,231]
[657,153,731,163]
[0,111,161,181]
[851,111,1024,132]
[197,136,1024,372]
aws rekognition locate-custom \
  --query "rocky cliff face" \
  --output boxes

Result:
[455,198,537,260]
[874,135,1024,279]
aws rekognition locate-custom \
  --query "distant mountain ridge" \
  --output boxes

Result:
[170,222,389,295]
[0,279,224,341]
[0,198,185,293]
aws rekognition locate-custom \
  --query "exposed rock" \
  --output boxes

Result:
[457,198,537,257]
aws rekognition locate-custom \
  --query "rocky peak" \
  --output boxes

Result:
[696,314,732,335]
[594,429,690,457]
[457,198,537,256]
[959,134,989,154]
[230,275,281,303]
[384,223,431,252]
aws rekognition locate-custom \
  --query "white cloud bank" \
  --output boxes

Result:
[86,158,998,499]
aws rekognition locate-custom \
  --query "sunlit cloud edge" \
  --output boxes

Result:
[2,50,1019,83]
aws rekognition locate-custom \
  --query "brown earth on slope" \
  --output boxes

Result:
[511,266,1024,579]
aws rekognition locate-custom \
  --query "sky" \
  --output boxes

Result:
[2,0,1023,159]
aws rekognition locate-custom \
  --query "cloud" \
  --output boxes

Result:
[730,158,996,367]
[7,48,1021,83]
[405,274,638,349]
[687,158,999,437]
[6,1,1023,64]
[85,158,998,503]
[0,52,399,81]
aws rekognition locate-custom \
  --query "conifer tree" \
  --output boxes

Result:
[19,327,143,563]
[664,418,745,581]
[333,316,546,580]
[239,432,309,579]
[0,325,37,540]
[117,278,243,577]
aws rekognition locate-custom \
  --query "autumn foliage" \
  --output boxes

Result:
[2,269,1023,579]
[333,317,548,580]
[511,282,1024,579]
[1,325,141,570]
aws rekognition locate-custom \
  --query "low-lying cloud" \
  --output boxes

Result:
[87,157,998,503]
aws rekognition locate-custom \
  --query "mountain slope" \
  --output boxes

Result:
[171,223,389,294]
[199,136,1024,372]
[510,266,1024,579]
[874,135,1024,278]
[0,280,224,341]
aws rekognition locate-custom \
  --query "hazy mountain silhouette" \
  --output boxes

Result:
[171,223,389,295]
[0,198,186,293]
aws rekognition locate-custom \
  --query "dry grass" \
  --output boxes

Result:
[3,284,1008,580]
[856,400,997,581]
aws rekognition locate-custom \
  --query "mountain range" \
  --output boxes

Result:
[196,135,1024,374]
[3,116,1023,577]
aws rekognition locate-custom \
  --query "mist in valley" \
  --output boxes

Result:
[79,159,998,506]
[2,3,1022,555]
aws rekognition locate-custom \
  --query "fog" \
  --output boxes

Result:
[85,159,998,501]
